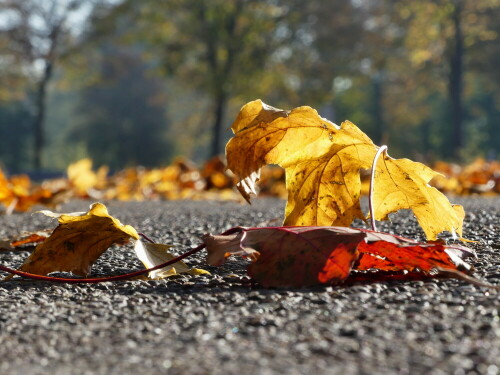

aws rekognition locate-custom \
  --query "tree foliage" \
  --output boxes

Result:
[0,0,104,170]
[70,44,172,169]
[105,0,298,157]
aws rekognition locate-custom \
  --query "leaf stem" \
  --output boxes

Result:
[0,243,206,284]
[369,145,388,231]
[0,226,242,284]
[139,233,156,244]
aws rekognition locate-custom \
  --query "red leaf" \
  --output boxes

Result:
[203,226,474,288]
[204,227,366,287]
[357,242,452,271]
[355,229,474,273]
[10,231,50,248]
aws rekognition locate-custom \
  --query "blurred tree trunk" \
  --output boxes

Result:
[33,61,53,169]
[421,119,431,159]
[197,2,240,157]
[111,0,294,159]
[449,3,464,159]
[372,73,386,146]
[211,89,228,158]
[32,19,61,170]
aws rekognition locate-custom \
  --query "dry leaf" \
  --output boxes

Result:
[353,230,473,273]
[372,154,465,240]
[204,227,364,287]
[431,158,500,195]
[10,231,51,248]
[0,169,53,213]
[226,100,465,240]
[67,158,108,197]
[134,240,209,279]
[201,156,235,190]
[226,99,377,226]
[203,226,474,288]
[14,203,139,277]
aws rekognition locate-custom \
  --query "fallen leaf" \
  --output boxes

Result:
[67,158,108,196]
[226,99,377,226]
[354,229,473,273]
[14,202,139,277]
[0,169,53,213]
[134,240,209,279]
[204,227,364,287]
[201,156,235,190]
[226,100,464,239]
[372,154,465,240]
[202,227,357,287]
[10,231,51,248]
[203,226,474,288]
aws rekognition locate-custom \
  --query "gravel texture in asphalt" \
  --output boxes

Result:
[0,197,499,375]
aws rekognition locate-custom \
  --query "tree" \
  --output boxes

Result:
[0,0,99,170]
[399,0,500,159]
[70,43,172,170]
[99,0,296,157]
[0,101,32,171]
[285,0,416,158]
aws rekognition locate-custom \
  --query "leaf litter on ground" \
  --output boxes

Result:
[0,100,498,290]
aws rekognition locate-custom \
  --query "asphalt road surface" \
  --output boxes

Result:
[0,197,499,375]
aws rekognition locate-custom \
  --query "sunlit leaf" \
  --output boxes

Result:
[226,99,377,226]
[10,231,51,248]
[14,203,139,277]
[134,240,209,279]
[372,154,465,240]
[226,100,465,239]
[355,230,473,273]
[0,169,53,213]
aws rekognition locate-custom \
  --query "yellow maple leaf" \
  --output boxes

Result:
[134,241,209,279]
[372,153,465,240]
[14,202,139,277]
[226,100,464,240]
[226,99,378,226]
